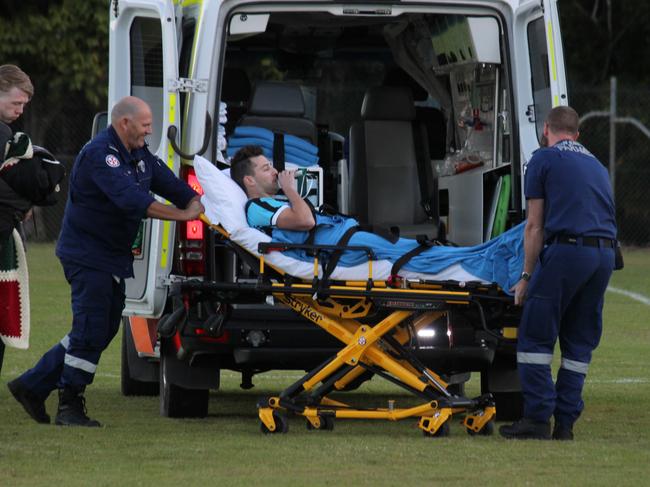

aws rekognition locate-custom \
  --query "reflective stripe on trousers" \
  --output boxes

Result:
[517,352,553,365]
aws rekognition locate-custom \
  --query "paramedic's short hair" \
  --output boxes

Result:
[0,65,34,98]
[545,106,579,135]
[230,145,264,193]
[111,96,148,125]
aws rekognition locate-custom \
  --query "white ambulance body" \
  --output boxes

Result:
[107,0,567,418]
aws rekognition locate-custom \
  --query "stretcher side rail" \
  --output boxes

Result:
[258,240,377,295]
[177,277,512,347]
[176,277,509,307]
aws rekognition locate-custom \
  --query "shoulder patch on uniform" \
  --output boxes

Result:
[105,154,121,168]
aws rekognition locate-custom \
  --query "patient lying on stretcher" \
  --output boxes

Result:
[223,146,524,294]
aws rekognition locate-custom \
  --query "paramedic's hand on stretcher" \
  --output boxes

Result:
[146,196,204,222]
[276,170,315,231]
[511,200,544,306]
[184,198,205,220]
[510,279,528,306]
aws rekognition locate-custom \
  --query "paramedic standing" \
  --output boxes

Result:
[500,106,617,441]
[8,96,204,427]
[0,65,33,376]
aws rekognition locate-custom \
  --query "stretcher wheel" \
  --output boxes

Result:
[423,420,450,438]
[260,412,289,434]
[466,420,494,436]
[306,416,334,431]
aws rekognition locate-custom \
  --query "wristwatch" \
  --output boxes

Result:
[520,271,531,282]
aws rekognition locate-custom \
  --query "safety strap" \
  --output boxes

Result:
[412,121,435,220]
[272,132,285,172]
[320,225,360,284]
[300,199,320,250]
[390,234,436,278]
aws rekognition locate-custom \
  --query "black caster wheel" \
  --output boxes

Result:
[306,416,334,431]
[467,420,494,436]
[423,420,450,438]
[261,412,289,434]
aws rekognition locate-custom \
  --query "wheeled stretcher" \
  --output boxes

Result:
[187,216,516,436]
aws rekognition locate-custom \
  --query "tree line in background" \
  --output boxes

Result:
[559,0,650,88]
[1,0,648,150]
[0,0,108,150]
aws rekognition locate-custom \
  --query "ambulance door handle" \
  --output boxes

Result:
[167,112,212,159]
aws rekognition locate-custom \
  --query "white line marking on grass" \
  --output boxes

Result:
[589,378,649,384]
[607,286,650,306]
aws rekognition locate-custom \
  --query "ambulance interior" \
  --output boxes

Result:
[218,9,518,248]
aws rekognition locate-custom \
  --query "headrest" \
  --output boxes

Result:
[248,82,305,117]
[221,68,251,102]
[383,68,428,102]
[361,86,416,121]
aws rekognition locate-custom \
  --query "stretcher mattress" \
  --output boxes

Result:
[231,225,485,283]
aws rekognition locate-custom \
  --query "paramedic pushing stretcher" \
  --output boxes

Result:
[500,106,617,441]
[8,96,204,427]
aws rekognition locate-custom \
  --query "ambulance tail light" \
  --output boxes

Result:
[179,165,206,276]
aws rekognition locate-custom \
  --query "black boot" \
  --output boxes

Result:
[552,423,574,441]
[499,418,551,440]
[54,387,101,427]
[7,378,50,424]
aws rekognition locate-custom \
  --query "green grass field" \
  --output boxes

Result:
[1,245,649,486]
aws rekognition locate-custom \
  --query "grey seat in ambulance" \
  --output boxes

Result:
[348,86,440,240]
[382,68,446,159]
[238,81,318,145]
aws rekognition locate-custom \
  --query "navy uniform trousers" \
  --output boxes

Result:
[17,261,125,399]
[517,241,614,428]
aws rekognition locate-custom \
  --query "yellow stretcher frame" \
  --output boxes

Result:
[200,217,501,437]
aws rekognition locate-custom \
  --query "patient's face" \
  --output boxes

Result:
[250,155,278,196]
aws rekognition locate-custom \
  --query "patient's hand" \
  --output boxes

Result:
[278,170,297,193]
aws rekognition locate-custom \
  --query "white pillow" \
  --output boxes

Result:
[193,155,248,232]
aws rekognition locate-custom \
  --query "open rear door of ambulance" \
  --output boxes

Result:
[109,0,181,317]
[514,0,568,183]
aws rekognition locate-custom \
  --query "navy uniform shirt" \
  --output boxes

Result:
[525,140,617,241]
[56,126,197,278]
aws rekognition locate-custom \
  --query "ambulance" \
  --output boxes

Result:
[105,0,567,418]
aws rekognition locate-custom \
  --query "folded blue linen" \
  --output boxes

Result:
[225,145,316,168]
[233,125,318,155]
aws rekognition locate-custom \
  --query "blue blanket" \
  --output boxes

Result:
[227,126,320,168]
[268,216,525,294]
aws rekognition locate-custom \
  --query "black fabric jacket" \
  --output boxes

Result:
[0,125,65,242]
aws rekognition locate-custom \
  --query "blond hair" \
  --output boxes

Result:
[0,64,34,98]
